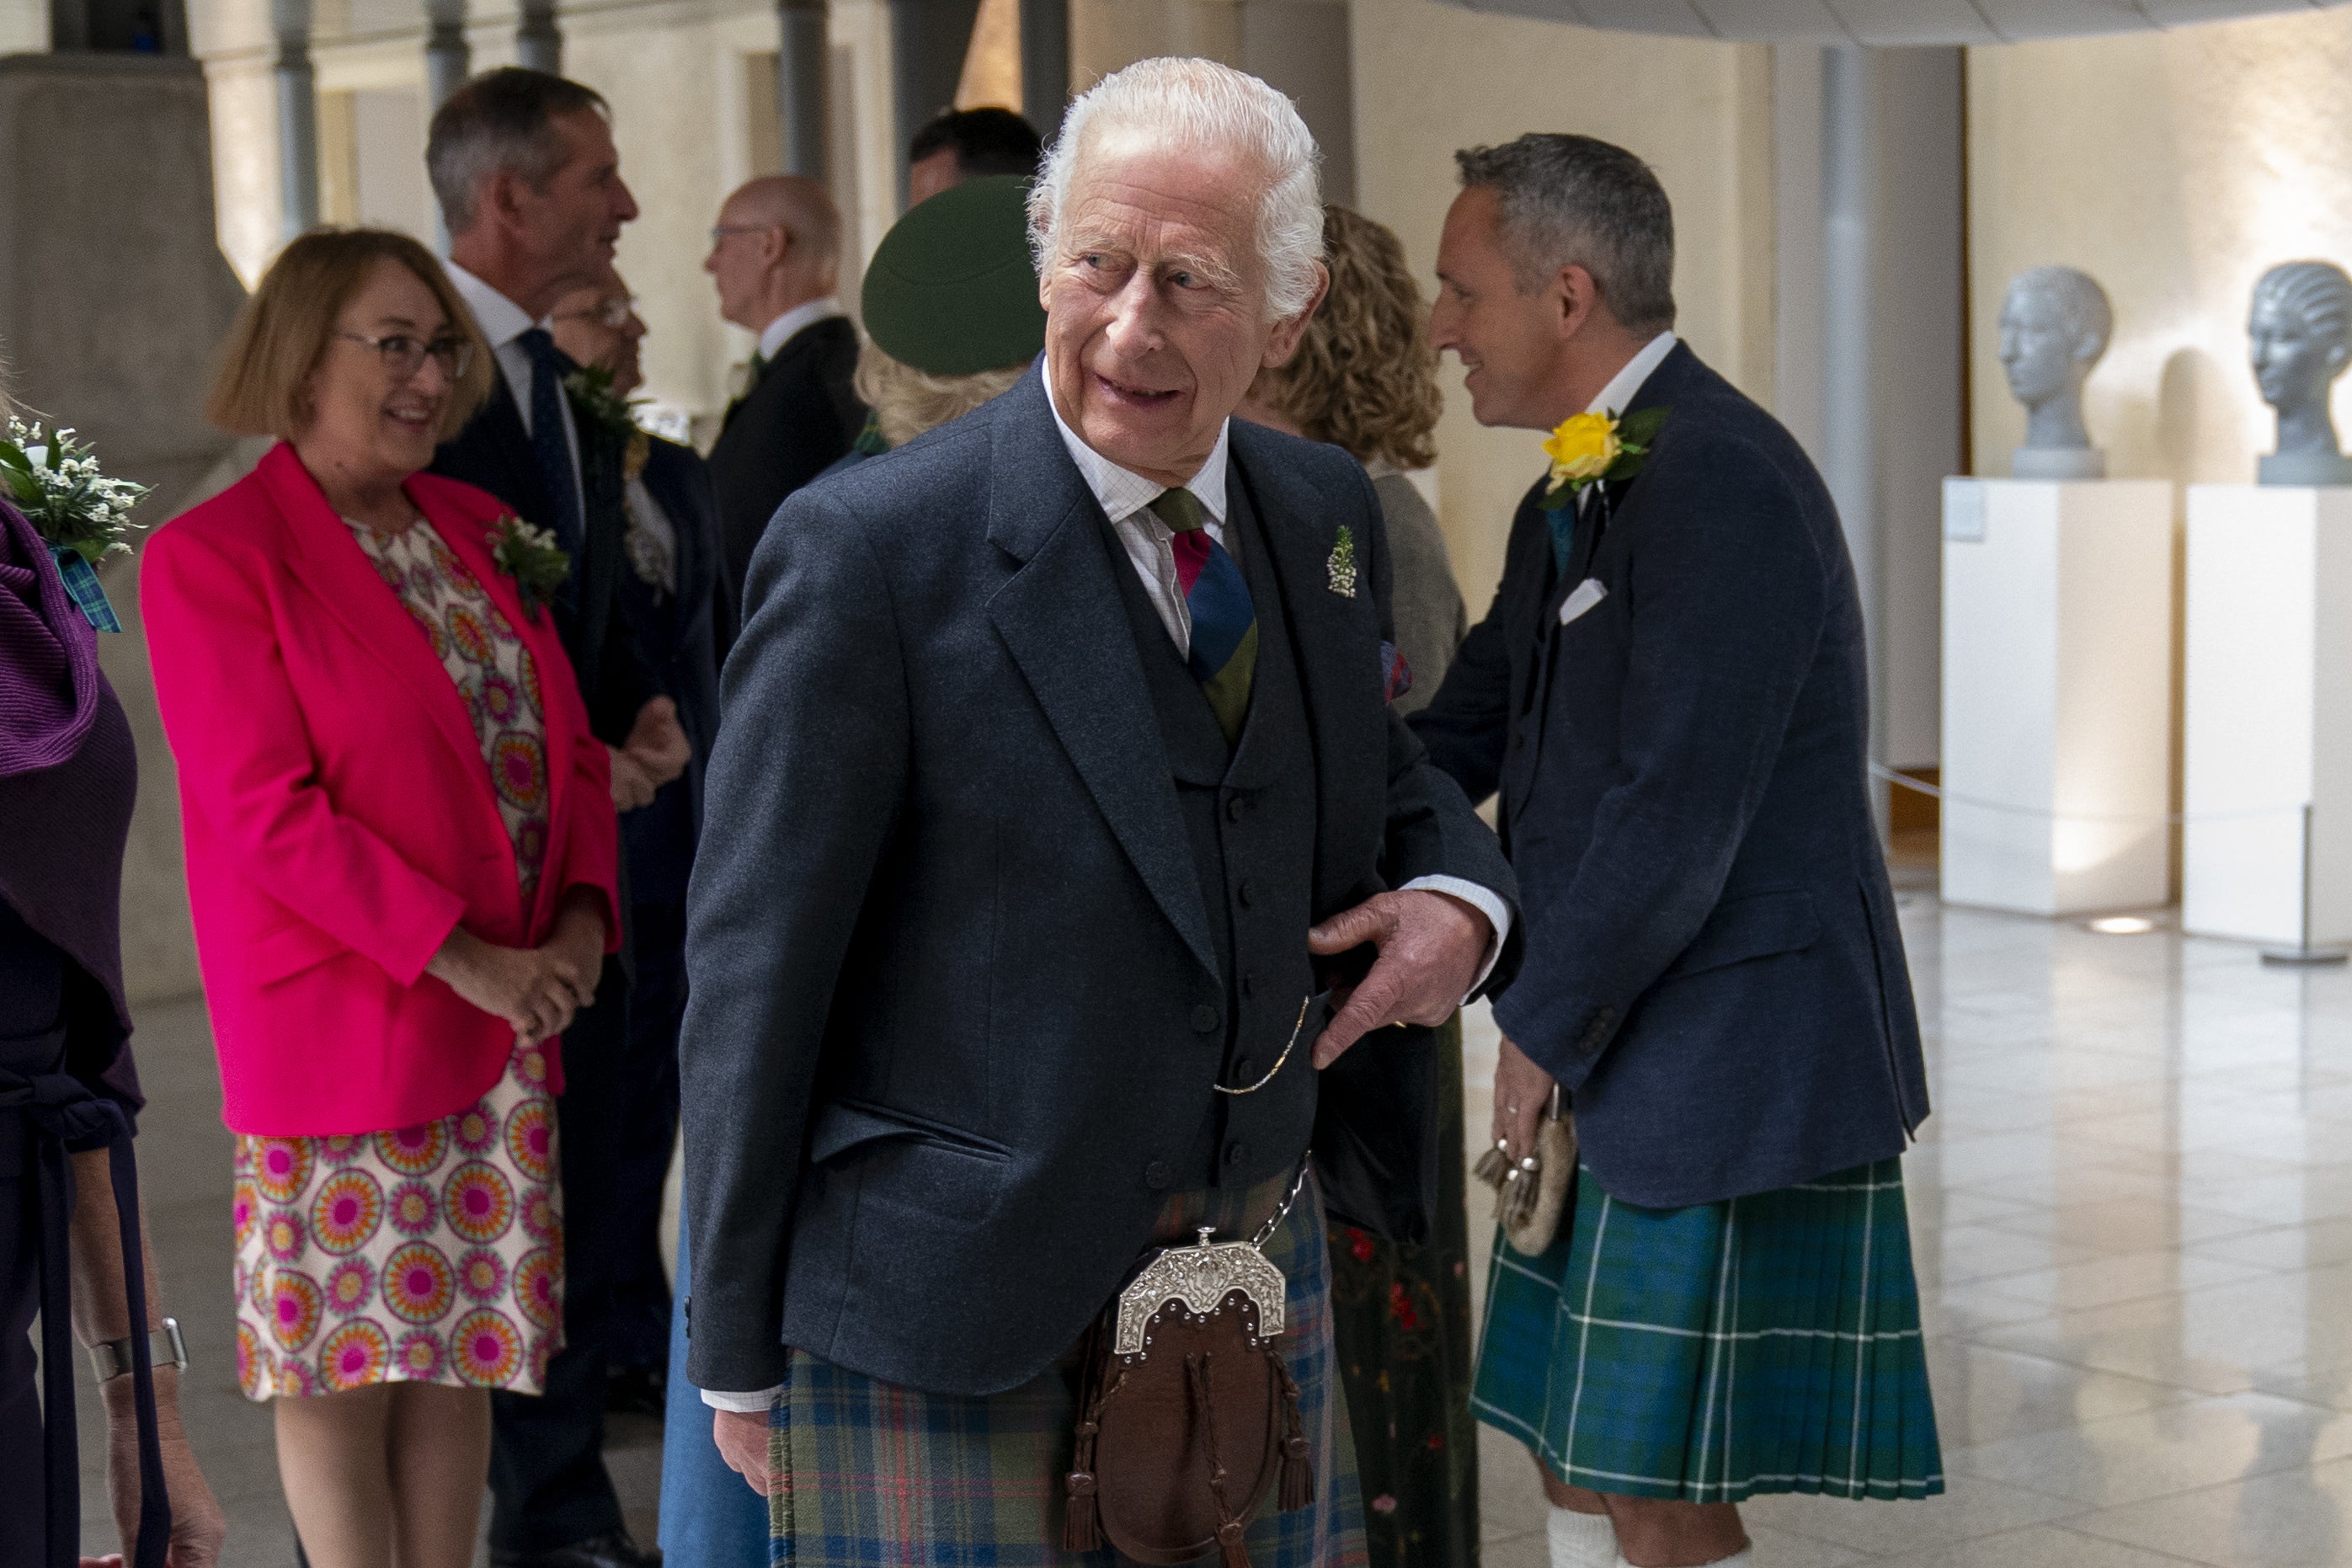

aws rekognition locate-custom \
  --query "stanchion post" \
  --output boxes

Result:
[2261,803,2348,965]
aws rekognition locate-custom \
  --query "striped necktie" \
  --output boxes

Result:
[1154,486,1256,745]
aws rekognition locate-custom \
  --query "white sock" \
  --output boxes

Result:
[1614,1550,1752,1568]
[1547,1505,1620,1568]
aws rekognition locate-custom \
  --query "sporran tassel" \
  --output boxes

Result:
[1218,1519,1253,1568]
[1271,1352,1315,1512]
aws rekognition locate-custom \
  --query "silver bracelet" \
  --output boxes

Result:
[88,1316,187,1384]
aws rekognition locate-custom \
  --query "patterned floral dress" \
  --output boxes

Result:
[233,515,563,1401]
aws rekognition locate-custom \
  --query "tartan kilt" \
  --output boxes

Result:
[765,1168,1369,1567]
[1471,1159,1942,1504]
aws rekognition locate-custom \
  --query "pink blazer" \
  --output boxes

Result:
[144,442,620,1138]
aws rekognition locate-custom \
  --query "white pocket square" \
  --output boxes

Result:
[1557,578,1608,627]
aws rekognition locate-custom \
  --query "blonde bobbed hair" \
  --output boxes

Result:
[207,227,493,442]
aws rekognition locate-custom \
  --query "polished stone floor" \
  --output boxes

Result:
[74,880,2352,1565]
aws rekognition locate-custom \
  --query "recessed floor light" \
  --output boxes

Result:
[2085,915,2159,935]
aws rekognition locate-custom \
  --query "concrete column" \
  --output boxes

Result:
[516,0,560,75]
[1820,45,1878,746]
[889,0,981,207]
[425,0,469,106]
[1020,0,1069,145]
[273,0,317,238]
[778,0,827,179]
[1775,44,1965,804]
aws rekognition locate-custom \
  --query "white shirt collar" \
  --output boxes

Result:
[1586,330,1678,417]
[1043,370,1231,527]
[444,260,536,351]
[758,296,847,362]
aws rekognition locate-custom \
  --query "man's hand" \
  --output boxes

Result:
[96,1368,225,1568]
[714,1408,785,1496]
[626,696,691,790]
[607,745,658,812]
[1305,889,1491,1068]
[1492,1034,1558,1167]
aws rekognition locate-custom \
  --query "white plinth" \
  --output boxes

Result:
[1940,478,2174,915]
[2182,485,2352,946]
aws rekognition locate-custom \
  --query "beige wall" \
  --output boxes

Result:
[1967,10,2352,488]
[1348,0,1774,610]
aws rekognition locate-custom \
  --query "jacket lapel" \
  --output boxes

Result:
[983,373,1218,978]
[1227,430,1384,910]
[262,444,502,796]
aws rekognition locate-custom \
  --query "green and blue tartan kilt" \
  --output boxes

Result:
[1471,1159,1942,1504]
[766,1169,1369,1567]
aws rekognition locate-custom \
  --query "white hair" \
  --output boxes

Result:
[1027,57,1325,323]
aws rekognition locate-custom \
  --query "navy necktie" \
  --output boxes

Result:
[517,328,585,582]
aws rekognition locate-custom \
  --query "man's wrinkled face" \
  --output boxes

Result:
[549,277,647,396]
[520,110,637,292]
[1043,133,1315,488]
[1430,185,1567,432]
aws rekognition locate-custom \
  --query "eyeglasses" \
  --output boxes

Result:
[337,332,475,382]
[709,223,779,245]
[551,296,638,329]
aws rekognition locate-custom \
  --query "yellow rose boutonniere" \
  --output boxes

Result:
[1541,404,1668,511]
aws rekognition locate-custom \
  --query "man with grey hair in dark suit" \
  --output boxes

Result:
[680,55,1517,1568]
[1413,133,1940,1568]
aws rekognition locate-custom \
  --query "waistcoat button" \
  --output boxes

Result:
[1191,1003,1219,1033]
[1237,880,1256,909]
[1144,1160,1172,1190]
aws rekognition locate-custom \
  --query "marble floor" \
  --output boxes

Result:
[75,877,2352,1565]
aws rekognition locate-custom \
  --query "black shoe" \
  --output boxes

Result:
[605,1361,667,1416]
[491,1529,662,1568]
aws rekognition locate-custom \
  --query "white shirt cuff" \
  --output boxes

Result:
[701,1384,784,1412]
[1400,875,1512,1000]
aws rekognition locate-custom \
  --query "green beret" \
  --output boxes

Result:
[861,175,1048,377]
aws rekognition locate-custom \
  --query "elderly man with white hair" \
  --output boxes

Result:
[677,56,1518,1566]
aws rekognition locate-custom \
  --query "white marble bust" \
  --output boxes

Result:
[1999,266,2111,481]
[2251,261,2352,487]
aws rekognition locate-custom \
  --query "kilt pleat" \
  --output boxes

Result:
[1471,1159,1942,1504]
[766,1171,1370,1567]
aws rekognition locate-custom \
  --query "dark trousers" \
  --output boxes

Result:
[609,901,684,1373]
[0,1169,47,1568]
[489,956,630,1555]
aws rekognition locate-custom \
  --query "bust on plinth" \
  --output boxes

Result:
[2252,260,2352,487]
[2000,266,2111,481]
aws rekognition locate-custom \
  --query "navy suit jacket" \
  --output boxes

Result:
[631,436,729,831]
[680,368,1517,1397]
[1413,344,1928,1208]
[706,315,865,618]
[431,363,653,745]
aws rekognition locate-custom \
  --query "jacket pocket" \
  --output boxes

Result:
[1662,888,1820,980]
[807,1099,1011,1165]
[246,916,349,988]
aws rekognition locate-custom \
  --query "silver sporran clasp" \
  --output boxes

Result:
[1112,1227,1287,1359]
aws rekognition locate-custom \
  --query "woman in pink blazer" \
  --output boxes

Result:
[144,229,619,1568]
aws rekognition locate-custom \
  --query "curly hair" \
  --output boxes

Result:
[1251,206,1441,472]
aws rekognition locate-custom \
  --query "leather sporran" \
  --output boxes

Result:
[1063,1229,1315,1567]
[1475,1089,1576,1256]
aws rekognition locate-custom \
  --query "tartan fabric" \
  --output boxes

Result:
[1155,487,1258,745]
[765,1170,1368,1568]
[1472,1159,1942,1504]
[48,547,120,632]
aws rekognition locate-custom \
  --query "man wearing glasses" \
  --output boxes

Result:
[424,66,684,1568]
[702,175,867,609]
